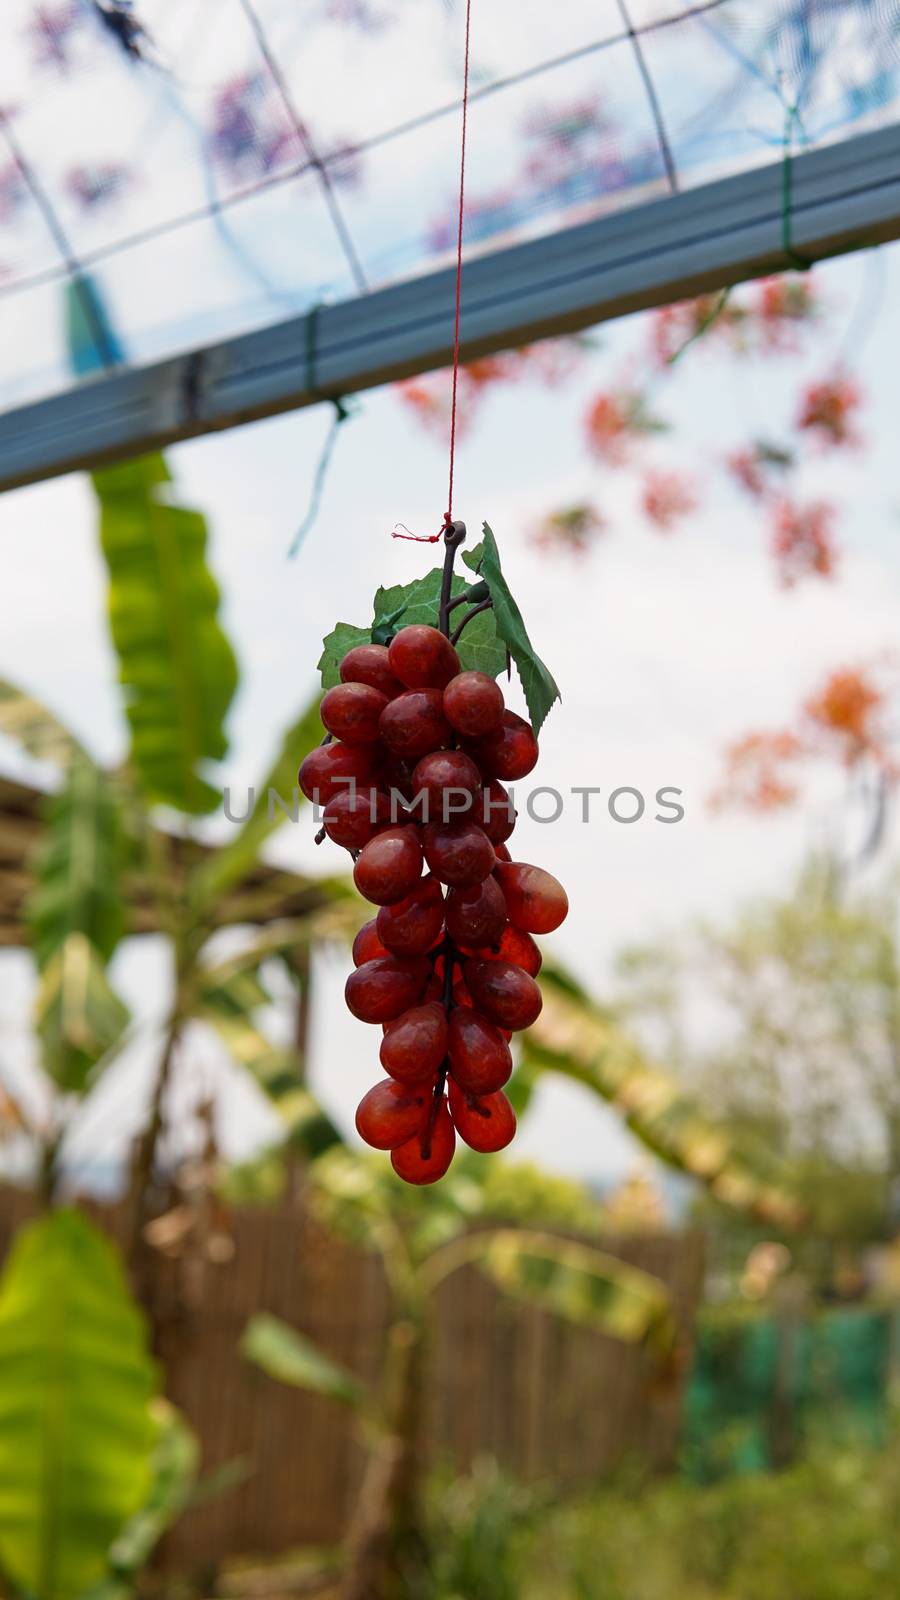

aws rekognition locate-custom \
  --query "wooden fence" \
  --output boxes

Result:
[0,1187,704,1571]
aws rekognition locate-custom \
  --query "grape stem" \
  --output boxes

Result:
[449,597,492,647]
[421,930,456,1160]
[438,520,467,638]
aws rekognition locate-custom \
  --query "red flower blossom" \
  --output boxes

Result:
[771,498,837,586]
[797,373,862,449]
[755,275,817,351]
[641,469,698,531]
[584,390,660,465]
[727,447,768,501]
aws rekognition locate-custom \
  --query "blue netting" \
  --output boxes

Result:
[0,0,898,406]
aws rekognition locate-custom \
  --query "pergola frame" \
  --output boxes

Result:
[0,122,898,494]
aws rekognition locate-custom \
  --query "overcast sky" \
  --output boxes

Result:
[1,239,899,1193]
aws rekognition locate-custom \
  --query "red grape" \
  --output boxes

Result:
[298,741,380,805]
[473,924,542,977]
[376,875,445,955]
[445,875,507,948]
[354,827,424,905]
[345,956,430,1023]
[380,753,416,803]
[391,1098,456,1183]
[340,643,403,699]
[480,779,516,844]
[388,625,460,690]
[494,861,569,934]
[356,1079,432,1149]
[423,820,495,886]
[463,958,542,1031]
[443,670,504,737]
[380,1001,448,1083]
[352,919,390,967]
[494,842,512,862]
[320,682,388,744]
[380,690,451,761]
[467,711,539,780]
[448,1081,516,1153]
[323,786,391,849]
[448,1007,512,1094]
[411,749,481,823]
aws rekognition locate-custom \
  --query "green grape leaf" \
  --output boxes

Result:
[474,524,560,735]
[317,622,371,690]
[373,568,506,678]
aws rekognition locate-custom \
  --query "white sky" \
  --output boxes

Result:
[1,240,899,1192]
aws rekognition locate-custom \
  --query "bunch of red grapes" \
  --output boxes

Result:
[298,622,567,1185]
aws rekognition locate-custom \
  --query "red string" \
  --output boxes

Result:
[390,0,472,547]
[445,0,473,528]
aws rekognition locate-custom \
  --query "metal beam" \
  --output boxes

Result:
[1,122,899,493]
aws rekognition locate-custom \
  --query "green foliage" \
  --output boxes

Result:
[199,973,342,1158]
[28,753,125,970]
[106,1401,199,1582]
[525,967,804,1228]
[0,1211,159,1600]
[34,934,131,1094]
[428,1458,544,1600]
[0,679,83,767]
[469,1229,676,1359]
[194,692,325,905]
[373,568,507,678]
[94,457,239,814]
[242,1313,367,1408]
[508,1427,900,1600]
[464,525,560,733]
[317,622,373,689]
[317,562,508,688]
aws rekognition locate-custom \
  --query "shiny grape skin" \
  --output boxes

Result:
[466,711,539,781]
[340,643,403,699]
[388,624,460,690]
[379,690,452,761]
[448,1007,513,1094]
[479,779,516,844]
[298,740,381,805]
[494,862,569,934]
[344,956,430,1023]
[354,827,424,905]
[410,749,482,823]
[443,670,504,737]
[469,924,542,977]
[444,875,507,948]
[391,1098,456,1184]
[352,919,391,967]
[323,786,391,849]
[376,875,445,956]
[320,682,389,744]
[448,1080,517,1153]
[422,820,496,887]
[355,1079,432,1150]
[463,958,543,1031]
[380,1001,449,1084]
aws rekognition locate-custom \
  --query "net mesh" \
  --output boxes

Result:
[0,0,898,407]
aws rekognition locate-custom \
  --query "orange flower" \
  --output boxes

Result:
[803,668,887,766]
[712,730,805,812]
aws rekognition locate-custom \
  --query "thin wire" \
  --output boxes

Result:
[0,114,120,368]
[616,0,679,193]
[0,0,735,306]
[445,0,473,527]
[236,0,369,296]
